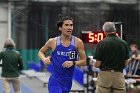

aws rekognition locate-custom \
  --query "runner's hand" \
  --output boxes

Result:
[62,61,74,68]
[42,56,51,65]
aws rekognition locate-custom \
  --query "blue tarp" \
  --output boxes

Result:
[28,61,84,86]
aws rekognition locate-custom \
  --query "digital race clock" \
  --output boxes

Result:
[81,31,120,44]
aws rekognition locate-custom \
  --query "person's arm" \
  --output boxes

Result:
[74,38,86,66]
[0,52,2,67]
[124,42,130,66]
[18,54,23,70]
[95,60,102,68]
[125,59,129,66]
[62,38,86,68]
[133,54,140,61]
[38,38,54,64]
[93,42,102,68]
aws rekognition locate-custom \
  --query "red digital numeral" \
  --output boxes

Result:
[88,33,104,43]
[97,33,104,42]
[89,33,94,42]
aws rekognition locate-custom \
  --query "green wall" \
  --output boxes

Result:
[19,49,39,69]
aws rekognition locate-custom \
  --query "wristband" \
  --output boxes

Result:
[73,61,76,66]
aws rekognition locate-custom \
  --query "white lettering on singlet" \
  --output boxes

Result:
[57,51,76,59]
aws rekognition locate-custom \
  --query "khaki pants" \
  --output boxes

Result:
[2,77,21,93]
[96,71,126,93]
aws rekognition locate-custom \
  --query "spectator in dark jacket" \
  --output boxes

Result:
[0,38,23,93]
